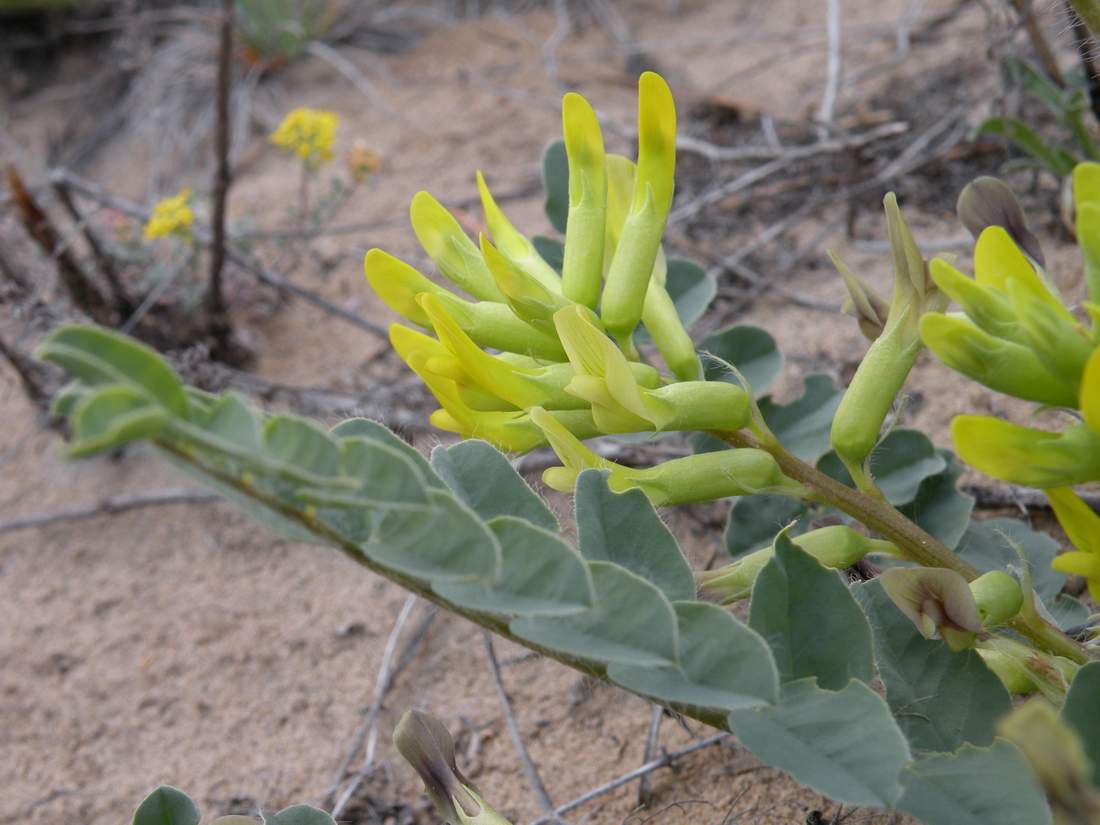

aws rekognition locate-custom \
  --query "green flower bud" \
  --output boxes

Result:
[999,699,1100,824]
[393,710,514,825]
[976,647,1038,694]
[968,570,1023,628]
[829,250,889,340]
[879,567,983,652]
[1008,281,1094,390]
[1074,162,1100,303]
[409,192,505,303]
[699,525,898,603]
[952,418,1100,488]
[560,92,606,309]
[927,258,1025,345]
[919,313,1077,407]
[476,170,562,293]
[432,292,567,361]
[641,279,701,380]
[530,406,805,505]
[480,234,570,334]
[601,72,676,348]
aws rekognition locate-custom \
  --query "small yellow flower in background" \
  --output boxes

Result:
[270,107,339,169]
[346,138,382,182]
[143,188,194,241]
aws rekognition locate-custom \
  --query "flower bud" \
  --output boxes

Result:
[879,567,984,651]
[968,570,1023,628]
[952,418,1100,488]
[480,235,570,333]
[530,407,804,505]
[560,92,607,309]
[476,170,561,293]
[919,313,1077,407]
[998,699,1100,823]
[1074,162,1100,303]
[394,709,514,825]
[1048,486,1100,601]
[410,191,505,302]
[927,258,1023,344]
[829,250,889,341]
[601,72,676,347]
[700,525,898,603]
[1008,281,1094,389]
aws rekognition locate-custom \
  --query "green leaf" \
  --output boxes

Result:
[263,415,341,478]
[331,418,446,489]
[304,437,430,509]
[575,469,695,601]
[977,116,1077,177]
[724,494,808,558]
[37,324,190,418]
[541,139,569,233]
[853,580,1011,752]
[1050,593,1090,630]
[758,374,842,462]
[132,786,200,825]
[699,324,782,395]
[158,448,325,545]
[896,741,1052,825]
[67,384,169,458]
[200,393,262,450]
[609,600,778,712]
[748,532,873,690]
[434,516,594,616]
[664,257,716,330]
[1062,661,1100,787]
[728,678,910,807]
[955,518,1065,604]
[897,451,974,549]
[532,235,564,273]
[260,805,335,825]
[431,440,558,531]
[817,429,947,506]
[511,561,679,667]
[367,490,501,582]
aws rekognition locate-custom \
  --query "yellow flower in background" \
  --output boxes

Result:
[143,188,194,241]
[270,107,339,169]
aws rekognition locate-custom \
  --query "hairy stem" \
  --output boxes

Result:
[715,430,1093,665]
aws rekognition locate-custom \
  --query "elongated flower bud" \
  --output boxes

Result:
[476,170,562,292]
[410,191,505,302]
[957,175,1044,266]
[601,72,676,348]
[560,92,606,309]
[699,525,898,603]
[952,418,1100,488]
[530,407,804,505]
[394,710,514,825]
[919,313,1077,407]
[480,235,569,333]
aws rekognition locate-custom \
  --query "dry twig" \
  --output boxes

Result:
[0,490,220,535]
[206,0,234,344]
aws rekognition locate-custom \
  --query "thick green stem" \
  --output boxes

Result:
[715,430,1094,665]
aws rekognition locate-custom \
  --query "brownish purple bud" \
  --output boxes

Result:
[957,176,1045,267]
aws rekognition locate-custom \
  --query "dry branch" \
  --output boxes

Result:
[0,490,220,535]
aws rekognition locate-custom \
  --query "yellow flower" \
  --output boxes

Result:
[143,188,194,241]
[270,107,339,169]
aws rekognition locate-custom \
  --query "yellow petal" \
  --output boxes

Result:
[1081,346,1100,435]
[1047,487,1100,556]
[973,226,1071,320]
[952,416,1100,487]
[365,248,447,327]
[409,191,505,302]
[475,170,561,292]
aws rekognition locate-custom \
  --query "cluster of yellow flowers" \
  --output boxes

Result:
[142,188,194,241]
[270,107,339,169]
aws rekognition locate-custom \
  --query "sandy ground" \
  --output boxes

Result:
[0,1,1084,823]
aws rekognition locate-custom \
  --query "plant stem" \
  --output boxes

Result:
[714,430,1094,664]
[1070,0,1100,35]
[206,0,234,345]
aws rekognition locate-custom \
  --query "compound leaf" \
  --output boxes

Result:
[758,373,843,462]
[897,451,974,549]
[724,494,809,558]
[818,429,947,506]
[699,324,782,395]
[1063,661,1100,787]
